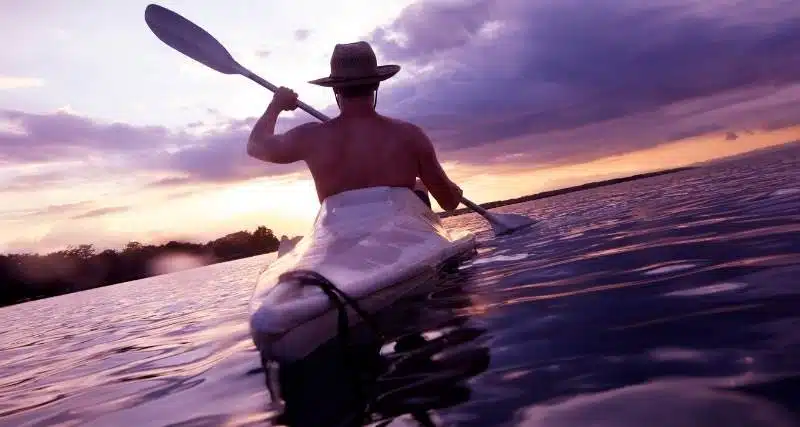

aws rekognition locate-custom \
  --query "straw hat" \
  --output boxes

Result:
[308,41,400,87]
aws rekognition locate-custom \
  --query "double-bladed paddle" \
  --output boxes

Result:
[144,3,535,235]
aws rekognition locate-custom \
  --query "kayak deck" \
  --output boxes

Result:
[249,186,477,362]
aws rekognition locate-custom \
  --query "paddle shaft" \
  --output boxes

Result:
[460,198,503,225]
[244,71,330,122]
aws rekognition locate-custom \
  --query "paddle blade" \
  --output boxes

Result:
[460,197,536,236]
[489,212,536,236]
[144,4,243,75]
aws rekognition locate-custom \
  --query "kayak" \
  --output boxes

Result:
[248,186,477,362]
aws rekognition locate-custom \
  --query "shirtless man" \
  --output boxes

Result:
[246,41,463,211]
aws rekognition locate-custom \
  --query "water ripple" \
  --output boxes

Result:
[1,144,798,426]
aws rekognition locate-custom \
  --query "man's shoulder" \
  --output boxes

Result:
[379,115,426,137]
[380,115,416,128]
[287,121,325,142]
[291,121,324,133]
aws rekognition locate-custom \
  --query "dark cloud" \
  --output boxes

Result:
[369,0,490,64]
[5,0,800,189]
[0,109,182,162]
[725,131,739,141]
[0,109,324,186]
[163,127,274,182]
[294,29,311,41]
[143,107,339,183]
[71,206,131,219]
[369,0,800,158]
[762,117,800,131]
[160,114,318,183]
[666,123,725,142]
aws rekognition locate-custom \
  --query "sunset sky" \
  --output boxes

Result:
[2,0,800,254]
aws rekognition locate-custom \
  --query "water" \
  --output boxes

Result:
[1,143,798,426]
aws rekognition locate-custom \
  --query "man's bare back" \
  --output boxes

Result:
[301,115,423,199]
[245,41,463,211]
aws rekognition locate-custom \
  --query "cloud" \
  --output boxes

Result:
[164,190,196,200]
[293,29,311,41]
[666,123,726,143]
[0,108,323,188]
[4,225,132,255]
[71,206,131,219]
[1,88,798,195]
[56,105,79,115]
[725,131,739,141]
[0,75,44,90]
[1,201,91,219]
[369,0,492,64]
[5,0,800,189]
[37,202,91,216]
[145,176,194,188]
[367,0,800,160]
[0,169,70,192]
[159,115,315,182]
[0,109,178,163]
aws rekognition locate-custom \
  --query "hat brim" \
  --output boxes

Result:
[308,64,400,87]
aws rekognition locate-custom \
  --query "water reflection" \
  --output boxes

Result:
[268,266,491,426]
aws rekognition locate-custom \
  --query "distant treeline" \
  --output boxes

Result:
[440,167,696,218]
[0,226,281,308]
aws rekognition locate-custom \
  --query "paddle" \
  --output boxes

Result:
[144,3,535,236]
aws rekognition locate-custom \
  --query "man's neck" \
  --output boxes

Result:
[338,98,377,117]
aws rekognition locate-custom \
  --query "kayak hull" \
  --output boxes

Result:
[249,186,477,362]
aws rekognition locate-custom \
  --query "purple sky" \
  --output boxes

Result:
[2,0,800,251]
[4,1,800,183]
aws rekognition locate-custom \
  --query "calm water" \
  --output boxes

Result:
[1,144,799,426]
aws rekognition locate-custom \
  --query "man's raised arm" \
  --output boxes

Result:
[247,87,316,164]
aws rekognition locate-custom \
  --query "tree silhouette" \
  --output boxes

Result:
[0,226,282,308]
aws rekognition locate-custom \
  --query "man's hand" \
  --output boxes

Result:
[269,87,299,112]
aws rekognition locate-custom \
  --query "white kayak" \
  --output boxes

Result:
[248,186,477,362]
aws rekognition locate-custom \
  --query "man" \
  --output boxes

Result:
[246,41,463,211]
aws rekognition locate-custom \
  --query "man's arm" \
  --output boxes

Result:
[247,86,316,164]
[247,107,317,164]
[410,124,463,211]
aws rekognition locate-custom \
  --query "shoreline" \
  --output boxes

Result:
[439,166,697,218]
